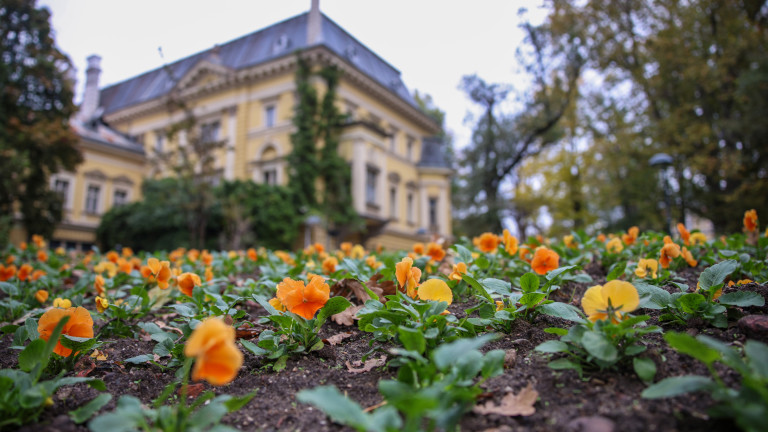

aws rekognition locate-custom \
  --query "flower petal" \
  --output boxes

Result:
[581,285,604,320]
[417,279,453,305]
[601,280,639,313]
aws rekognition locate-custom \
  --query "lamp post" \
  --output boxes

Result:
[649,153,674,234]
[304,215,321,248]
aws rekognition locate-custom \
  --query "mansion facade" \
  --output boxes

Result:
[18,2,453,251]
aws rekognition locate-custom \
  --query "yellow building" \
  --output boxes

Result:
[90,2,452,250]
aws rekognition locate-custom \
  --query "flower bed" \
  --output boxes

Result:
[1,211,767,431]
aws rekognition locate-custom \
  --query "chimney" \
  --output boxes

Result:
[307,0,322,45]
[80,54,102,121]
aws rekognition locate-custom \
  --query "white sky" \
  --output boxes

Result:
[39,0,549,149]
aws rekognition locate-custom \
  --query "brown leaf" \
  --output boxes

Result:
[324,331,353,346]
[181,383,206,399]
[367,273,396,298]
[345,355,386,374]
[332,304,363,326]
[472,383,538,417]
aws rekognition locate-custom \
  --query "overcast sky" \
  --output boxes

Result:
[39,0,548,149]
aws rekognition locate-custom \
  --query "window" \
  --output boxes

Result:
[113,189,128,207]
[389,129,398,153]
[263,168,277,185]
[389,187,397,219]
[406,137,414,161]
[407,192,414,224]
[155,131,164,153]
[201,121,220,143]
[366,167,378,205]
[85,185,100,214]
[429,197,438,229]
[53,178,69,203]
[265,105,276,128]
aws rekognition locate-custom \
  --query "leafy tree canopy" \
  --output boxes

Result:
[0,0,82,246]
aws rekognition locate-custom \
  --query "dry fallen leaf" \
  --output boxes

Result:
[345,355,386,374]
[332,304,363,326]
[472,383,538,417]
[324,331,353,346]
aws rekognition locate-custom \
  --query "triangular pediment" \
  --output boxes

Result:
[176,58,233,91]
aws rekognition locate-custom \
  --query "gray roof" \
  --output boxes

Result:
[99,12,416,115]
[71,117,145,155]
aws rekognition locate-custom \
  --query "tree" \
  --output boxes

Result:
[456,15,584,235]
[551,0,768,233]
[150,50,227,249]
[0,0,82,246]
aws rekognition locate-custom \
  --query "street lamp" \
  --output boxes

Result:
[650,153,674,234]
[304,214,322,248]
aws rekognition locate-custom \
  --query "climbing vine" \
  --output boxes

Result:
[288,53,360,232]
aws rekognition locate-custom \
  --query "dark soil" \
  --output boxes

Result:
[6,267,767,432]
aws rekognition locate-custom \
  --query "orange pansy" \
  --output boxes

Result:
[322,256,338,274]
[677,223,690,246]
[276,276,330,320]
[247,248,258,261]
[184,318,243,386]
[744,209,758,232]
[531,247,560,275]
[448,262,467,282]
[145,258,172,289]
[426,242,446,262]
[37,306,94,357]
[659,243,681,269]
[35,289,49,304]
[503,229,519,255]
[0,264,17,282]
[474,232,501,253]
[37,250,48,262]
[413,242,425,255]
[395,256,422,298]
[621,226,639,246]
[177,272,202,297]
[681,247,697,267]
[17,264,33,281]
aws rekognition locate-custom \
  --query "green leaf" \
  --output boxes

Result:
[633,357,657,382]
[745,340,768,379]
[664,332,720,366]
[461,274,493,302]
[535,340,570,353]
[432,334,496,370]
[547,358,582,374]
[223,391,257,412]
[606,261,627,282]
[123,354,154,364]
[18,339,46,373]
[676,293,706,313]
[697,260,738,291]
[519,292,546,308]
[581,331,617,362]
[546,265,578,281]
[297,386,372,431]
[481,278,512,295]
[519,272,540,292]
[316,296,352,325]
[454,244,473,264]
[718,292,765,307]
[397,326,426,354]
[70,393,112,424]
[60,335,100,354]
[169,304,196,317]
[240,339,267,356]
[544,327,568,336]
[634,282,671,309]
[25,318,39,341]
[538,302,586,323]
[641,376,714,398]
